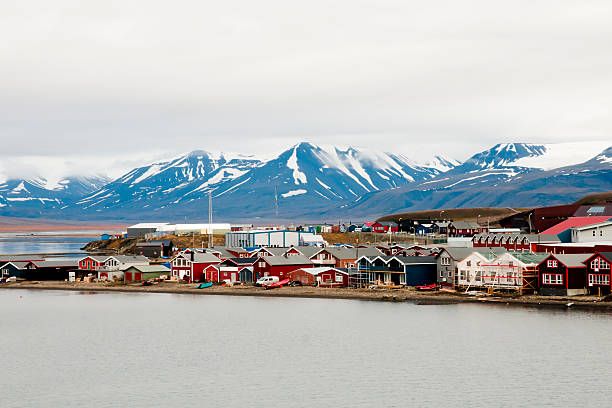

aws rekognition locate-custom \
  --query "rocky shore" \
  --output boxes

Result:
[3,281,612,311]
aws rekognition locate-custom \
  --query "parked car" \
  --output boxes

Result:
[255,276,279,287]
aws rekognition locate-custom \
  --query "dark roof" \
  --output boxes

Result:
[595,252,612,262]
[30,260,78,268]
[222,257,258,265]
[392,256,437,264]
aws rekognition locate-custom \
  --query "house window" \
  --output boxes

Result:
[593,231,596,237]
[475,271,482,282]
[543,274,563,285]
[466,261,472,267]
[258,262,266,268]
[547,260,558,268]
[590,258,610,270]
[588,274,610,286]
[441,257,451,266]
[459,270,466,280]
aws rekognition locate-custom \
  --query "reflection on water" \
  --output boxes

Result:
[2,290,612,408]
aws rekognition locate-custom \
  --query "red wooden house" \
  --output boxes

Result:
[218,257,257,283]
[253,255,313,280]
[78,255,108,271]
[584,252,612,296]
[537,253,591,296]
[171,250,221,283]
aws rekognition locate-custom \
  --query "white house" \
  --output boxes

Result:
[481,252,547,293]
[571,221,612,243]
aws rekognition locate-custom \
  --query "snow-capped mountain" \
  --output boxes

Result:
[0,175,109,217]
[417,142,610,191]
[0,141,609,221]
[341,144,612,218]
[72,150,261,213]
[65,142,449,219]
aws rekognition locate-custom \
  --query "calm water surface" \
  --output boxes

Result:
[2,290,612,407]
[0,234,95,258]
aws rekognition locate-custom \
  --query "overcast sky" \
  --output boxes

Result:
[1,0,612,180]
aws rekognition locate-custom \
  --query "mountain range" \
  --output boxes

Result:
[0,142,610,221]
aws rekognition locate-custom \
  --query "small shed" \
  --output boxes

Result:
[123,265,171,282]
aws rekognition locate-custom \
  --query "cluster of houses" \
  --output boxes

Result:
[2,241,612,296]
[3,204,612,297]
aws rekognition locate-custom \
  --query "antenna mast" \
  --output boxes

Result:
[208,191,213,248]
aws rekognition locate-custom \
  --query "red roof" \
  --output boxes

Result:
[541,216,611,235]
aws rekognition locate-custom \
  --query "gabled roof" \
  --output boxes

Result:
[174,251,221,264]
[81,255,109,262]
[290,246,323,258]
[290,267,348,276]
[541,217,611,235]
[541,253,593,268]
[439,247,507,261]
[590,252,612,262]
[122,265,171,273]
[261,247,289,256]
[0,261,30,269]
[318,246,377,260]
[260,255,313,266]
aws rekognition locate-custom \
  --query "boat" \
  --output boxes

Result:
[264,278,291,290]
[196,282,214,289]
[415,283,437,291]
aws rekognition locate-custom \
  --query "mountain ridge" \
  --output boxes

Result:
[0,141,609,220]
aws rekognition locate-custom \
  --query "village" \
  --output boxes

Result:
[2,200,612,306]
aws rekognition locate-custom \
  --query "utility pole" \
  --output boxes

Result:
[274,185,279,218]
[208,191,213,248]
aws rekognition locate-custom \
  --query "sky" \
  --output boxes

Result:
[1,0,612,181]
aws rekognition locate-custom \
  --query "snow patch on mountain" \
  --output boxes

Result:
[281,189,307,198]
[287,146,308,185]
[512,142,610,170]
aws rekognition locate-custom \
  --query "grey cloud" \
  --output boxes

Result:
[1,0,611,175]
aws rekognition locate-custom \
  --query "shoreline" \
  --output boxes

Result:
[3,281,612,312]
